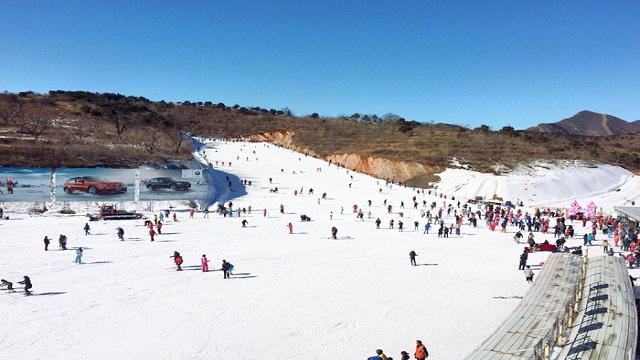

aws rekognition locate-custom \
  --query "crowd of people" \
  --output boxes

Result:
[4,140,640,358]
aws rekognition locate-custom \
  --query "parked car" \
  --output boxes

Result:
[146,177,191,191]
[63,176,127,195]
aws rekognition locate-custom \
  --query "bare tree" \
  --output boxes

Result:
[144,131,161,154]
[17,102,56,139]
[107,111,136,137]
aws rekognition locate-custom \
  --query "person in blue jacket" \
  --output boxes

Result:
[423,223,431,234]
[75,247,83,264]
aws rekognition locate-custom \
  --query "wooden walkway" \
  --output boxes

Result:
[558,256,637,360]
[465,253,584,360]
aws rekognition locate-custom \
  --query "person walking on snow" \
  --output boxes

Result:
[117,227,124,241]
[157,222,163,234]
[170,251,183,271]
[84,223,91,235]
[222,260,231,279]
[74,247,83,264]
[424,223,431,234]
[149,227,156,242]
[519,251,528,270]
[410,250,417,266]
[43,236,50,251]
[59,234,68,250]
[524,266,534,283]
[201,254,209,272]
[331,226,338,240]
[288,222,293,234]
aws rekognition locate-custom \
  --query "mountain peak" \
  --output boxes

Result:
[527,110,638,136]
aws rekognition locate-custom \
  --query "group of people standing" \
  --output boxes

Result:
[368,340,429,360]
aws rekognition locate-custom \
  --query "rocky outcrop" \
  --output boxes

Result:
[326,153,439,182]
[249,131,440,185]
[248,131,319,157]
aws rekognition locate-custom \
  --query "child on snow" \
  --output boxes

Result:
[171,251,183,271]
[201,255,209,272]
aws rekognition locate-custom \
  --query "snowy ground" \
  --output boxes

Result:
[1,141,637,359]
[436,163,640,211]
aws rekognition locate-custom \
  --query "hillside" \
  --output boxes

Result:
[1,91,639,186]
[528,110,639,136]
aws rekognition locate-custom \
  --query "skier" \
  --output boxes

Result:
[375,218,381,229]
[157,222,163,234]
[409,250,417,266]
[288,222,293,234]
[242,219,248,228]
[280,204,285,214]
[524,266,534,283]
[170,251,183,271]
[222,259,231,279]
[415,340,429,360]
[414,221,419,231]
[400,351,410,360]
[201,254,209,272]
[74,247,83,264]
[59,234,68,250]
[17,276,32,295]
[189,209,195,218]
[423,223,431,234]
[154,214,158,225]
[331,226,338,240]
[43,236,50,251]
[398,221,404,232]
[149,227,156,242]
[117,227,125,241]
[84,223,91,235]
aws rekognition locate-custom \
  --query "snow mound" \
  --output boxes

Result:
[435,163,639,210]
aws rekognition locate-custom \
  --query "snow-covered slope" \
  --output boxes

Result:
[435,163,640,210]
[1,141,636,359]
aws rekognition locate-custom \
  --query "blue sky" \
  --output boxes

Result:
[1,1,639,129]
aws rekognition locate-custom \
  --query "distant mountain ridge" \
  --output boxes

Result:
[528,110,640,136]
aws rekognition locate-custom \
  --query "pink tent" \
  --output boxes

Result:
[586,201,597,220]
[566,200,583,217]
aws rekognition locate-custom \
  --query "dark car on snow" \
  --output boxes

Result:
[63,176,127,195]
[146,177,191,191]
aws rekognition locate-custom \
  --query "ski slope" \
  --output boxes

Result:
[1,140,635,359]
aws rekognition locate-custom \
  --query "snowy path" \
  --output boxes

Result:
[1,141,635,359]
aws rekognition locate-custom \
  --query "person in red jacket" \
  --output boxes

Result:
[149,227,156,242]
[157,222,163,234]
[170,251,183,271]
[288,222,293,234]
[415,340,429,359]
